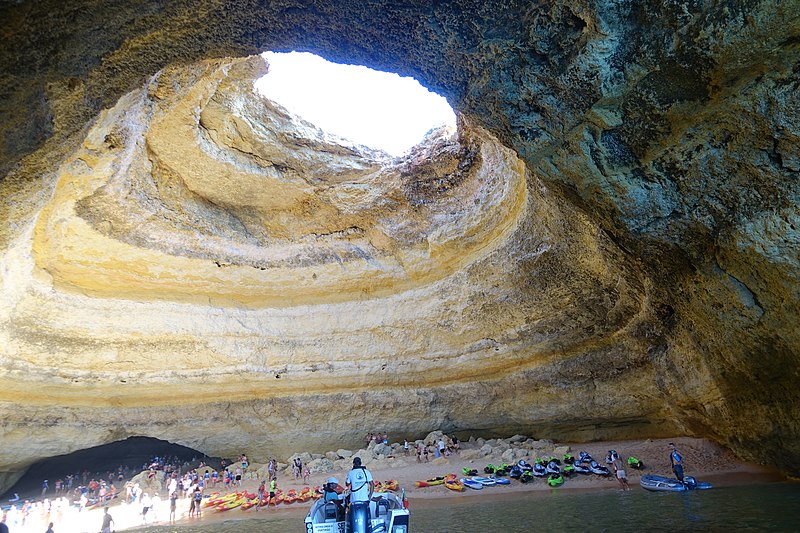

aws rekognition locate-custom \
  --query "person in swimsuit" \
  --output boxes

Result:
[611,451,630,490]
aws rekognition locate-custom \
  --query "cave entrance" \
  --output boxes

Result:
[255,51,456,156]
[0,437,218,501]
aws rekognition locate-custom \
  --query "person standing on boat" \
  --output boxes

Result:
[669,443,684,481]
[324,477,345,521]
[346,457,374,504]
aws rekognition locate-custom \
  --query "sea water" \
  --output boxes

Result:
[138,482,800,533]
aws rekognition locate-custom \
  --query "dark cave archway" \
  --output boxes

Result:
[0,437,218,501]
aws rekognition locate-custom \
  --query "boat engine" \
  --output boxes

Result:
[346,501,372,533]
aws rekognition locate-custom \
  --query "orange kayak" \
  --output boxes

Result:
[415,477,445,488]
[206,491,239,507]
[215,496,246,511]
[444,478,465,491]
[240,497,259,510]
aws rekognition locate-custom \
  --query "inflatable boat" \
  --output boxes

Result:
[640,475,712,492]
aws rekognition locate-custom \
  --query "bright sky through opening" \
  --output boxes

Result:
[255,52,456,156]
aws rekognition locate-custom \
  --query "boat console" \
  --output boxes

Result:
[305,492,410,533]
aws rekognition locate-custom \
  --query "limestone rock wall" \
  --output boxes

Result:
[0,0,798,486]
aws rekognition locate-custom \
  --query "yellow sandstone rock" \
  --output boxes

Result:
[0,57,659,490]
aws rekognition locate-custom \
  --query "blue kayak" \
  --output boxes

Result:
[461,478,484,490]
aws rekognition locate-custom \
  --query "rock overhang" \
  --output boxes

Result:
[0,0,798,487]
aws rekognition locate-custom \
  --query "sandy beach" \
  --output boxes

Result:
[166,436,781,531]
[2,436,783,533]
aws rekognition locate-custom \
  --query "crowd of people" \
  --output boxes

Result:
[412,435,460,462]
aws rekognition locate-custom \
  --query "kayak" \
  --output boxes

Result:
[206,491,241,507]
[489,476,510,485]
[589,461,611,476]
[216,496,247,511]
[240,497,259,510]
[444,477,465,491]
[461,478,484,490]
[640,475,712,492]
[415,476,445,487]
[573,463,591,475]
[470,476,497,486]
[297,487,314,502]
[382,480,399,492]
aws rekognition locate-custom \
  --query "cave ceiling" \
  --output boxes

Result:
[0,0,798,487]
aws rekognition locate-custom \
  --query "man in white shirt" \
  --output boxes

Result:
[346,457,374,503]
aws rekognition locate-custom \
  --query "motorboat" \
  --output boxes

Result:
[304,491,409,533]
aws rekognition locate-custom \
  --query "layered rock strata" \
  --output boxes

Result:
[0,55,662,492]
[0,0,798,488]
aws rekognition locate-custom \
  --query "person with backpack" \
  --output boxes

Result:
[192,485,203,517]
[346,457,374,504]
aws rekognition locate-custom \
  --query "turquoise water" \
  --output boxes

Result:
[139,482,800,532]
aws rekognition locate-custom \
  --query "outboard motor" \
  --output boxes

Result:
[346,501,372,533]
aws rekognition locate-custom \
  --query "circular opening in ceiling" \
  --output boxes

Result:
[255,51,456,156]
